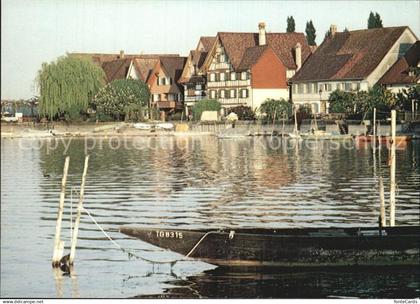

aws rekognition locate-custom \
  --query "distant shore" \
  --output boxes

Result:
[1,120,418,139]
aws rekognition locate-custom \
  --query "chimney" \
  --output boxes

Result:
[258,22,266,46]
[330,24,337,37]
[119,50,125,59]
[294,43,302,71]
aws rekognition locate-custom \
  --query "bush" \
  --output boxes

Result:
[259,98,292,123]
[226,106,255,120]
[192,99,221,121]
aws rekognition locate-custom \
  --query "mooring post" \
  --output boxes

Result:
[390,110,396,226]
[69,155,90,265]
[379,176,386,227]
[52,156,70,267]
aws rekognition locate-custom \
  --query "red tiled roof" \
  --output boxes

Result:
[378,41,420,85]
[237,45,269,71]
[291,26,411,82]
[218,32,311,70]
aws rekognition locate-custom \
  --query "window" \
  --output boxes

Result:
[345,83,352,91]
[312,83,317,93]
[230,89,236,98]
[336,83,341,90]
[240,89,248,98]
[195,84,202,90]
[210,73,216,82]
[220,72,226,81]
[210,90,216,99]
[307,83,312,94]
[219,54,225,63]
[241,71,247,80]
[158,77,166,85]
[153,94,160,101]
[230,72,236,81]
[298,84,304,94]
[220,90,225,98]
[292,84,297,94]
[168,94,176,101]
[356,83,360,90]
[325,84,332,91]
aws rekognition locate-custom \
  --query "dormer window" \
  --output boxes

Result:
[241,71,247,80]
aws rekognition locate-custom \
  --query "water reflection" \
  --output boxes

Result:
[1,137,419,298]
[148,267,420,299]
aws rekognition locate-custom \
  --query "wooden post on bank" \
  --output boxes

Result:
[52,156,70,267]
[69,155,90,265]
[389,110,396,226]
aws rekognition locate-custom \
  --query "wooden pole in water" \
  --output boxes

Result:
[390,110,396,226]
[69,155,90,265]
[294,106,298,134]
[373,108,376,153]
[52,156,70,267]
[271,110,277,137]
[379,176,386,227]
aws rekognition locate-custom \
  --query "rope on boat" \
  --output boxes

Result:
[82,206,222,265]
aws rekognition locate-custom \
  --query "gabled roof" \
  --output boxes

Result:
[197,36,216,52]
[291,26,414,82]
[237,45,269,71]
[132,57,159,81]
[378,41,420,85]
[101,58,132,82]
[215,32,311,70]
[153,56,187,93]
[179,50,208,83]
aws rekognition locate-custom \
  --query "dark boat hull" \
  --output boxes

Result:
[119,226,420,268]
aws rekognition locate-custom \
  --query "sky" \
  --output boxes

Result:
[1,0,419,100]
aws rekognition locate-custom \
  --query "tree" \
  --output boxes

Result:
[192,99,221,121]
[305,20,317,46]
[259,98,292,122]
[368,11,383,29]
[395,85,420,111]
[328,90,356,115]
[92,79,150,121]
[286,16,295,33]
[343,27,349,32]
[227,106,255,120]
[37,55,105,121]
[374,12,383,28]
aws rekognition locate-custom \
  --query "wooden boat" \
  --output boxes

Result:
[353,135,411,144]
[119,225,420,268]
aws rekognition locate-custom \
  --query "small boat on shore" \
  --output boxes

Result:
[119,225,420,268]
[353,135,412,144]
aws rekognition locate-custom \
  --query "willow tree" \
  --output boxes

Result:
[37,55,105,120]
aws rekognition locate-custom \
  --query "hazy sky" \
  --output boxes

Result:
[1,0,419,99]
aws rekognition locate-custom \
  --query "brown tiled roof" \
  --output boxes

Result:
[291,26,411,82]
[101,58,132,82]
[133,57,159,81]
[159,56,187,93]
[70,52,178,65]
[179,50,208,84]
[191,50,208,68]
[218,32,311,70]
[378,41,420,85]
[198,36,216,52]
[237,45,269,71]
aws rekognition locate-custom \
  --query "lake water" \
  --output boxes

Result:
[1,136,419,298]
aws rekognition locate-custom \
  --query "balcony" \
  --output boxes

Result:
[157,101,176,109]
[207,79,250,88]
